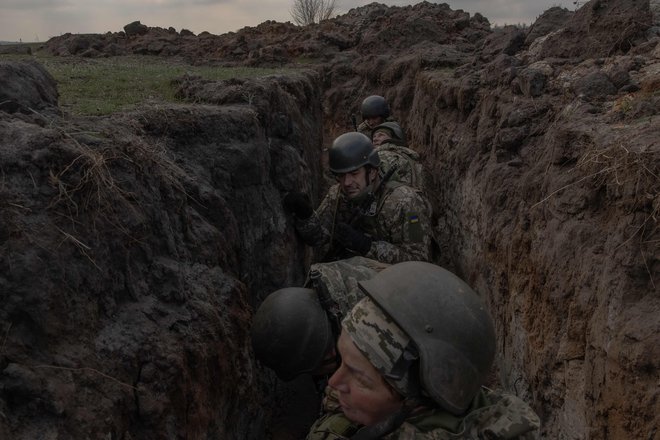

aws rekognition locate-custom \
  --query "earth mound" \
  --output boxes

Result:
[2,1,659,439]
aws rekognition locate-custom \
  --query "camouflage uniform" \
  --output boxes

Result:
[294,181,432,264]
[357,121,374,138]
[308,256,390,317]
[308,256,391,413]
[307,266,540,440]
[305,388,541,440]
[377,142,426,190]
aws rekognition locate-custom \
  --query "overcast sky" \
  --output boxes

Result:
[1,0,578,43]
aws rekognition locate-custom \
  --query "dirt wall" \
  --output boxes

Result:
[0,68,324,439]
[1,1,659,439]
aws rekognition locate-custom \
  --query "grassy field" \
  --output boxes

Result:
[1,48,291,116]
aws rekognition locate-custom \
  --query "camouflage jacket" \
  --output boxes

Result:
[377,142,425,190]
[306,388,541,440]
[307,256,390,317]
[294,181,432,264]
[306,257,391,405]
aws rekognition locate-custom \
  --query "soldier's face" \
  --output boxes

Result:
[336,167,376,200]
[365,116,383,128]
[328,331,403,426]
[372,130,391,147]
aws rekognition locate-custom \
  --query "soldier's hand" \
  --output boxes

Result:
[333,223,372,255]
[283,192,313,219]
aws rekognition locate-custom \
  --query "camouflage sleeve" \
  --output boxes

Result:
[378,145,425,190]
[379,149,415,188]
[295,185,341,247]
[356,121,372,138]
[366,186,432,264]
[309,256,389,316]
[461,389,541,439]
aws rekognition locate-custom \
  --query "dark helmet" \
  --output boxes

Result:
[250,287,333,381]
[361,95,391,119]
[329,132,380,174]
[348,261,496,415]
[372,121,406,146]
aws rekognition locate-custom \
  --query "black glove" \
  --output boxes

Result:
[283,192,313,219]
[333,222,372,255]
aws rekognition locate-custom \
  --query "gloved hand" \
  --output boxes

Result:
[333,222,372,255]
[283,192,313,219]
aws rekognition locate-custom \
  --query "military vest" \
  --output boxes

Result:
[305,388,540,440]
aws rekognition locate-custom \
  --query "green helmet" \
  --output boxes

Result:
[372,121,406,146]
[361,95,390,119]
[329,132,380,174]
[250,287,333,381]
[346,261,496,415]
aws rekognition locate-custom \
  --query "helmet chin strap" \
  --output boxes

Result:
[348,169,378,205]
[349,397,424,440]
[350,346,428,440]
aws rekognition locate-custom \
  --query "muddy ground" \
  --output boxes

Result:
[1,1,659,439]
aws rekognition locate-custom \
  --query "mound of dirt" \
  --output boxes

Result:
[0,68,325,439]
[2,1,659,439]
[0,60,59,115]
[44,2,490,66]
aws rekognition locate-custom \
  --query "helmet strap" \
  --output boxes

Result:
[384,342,419,383]
[349,397,422,440]
[350,343,425,439]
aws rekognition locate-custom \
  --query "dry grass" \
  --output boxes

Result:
[533,139,658,286]
[46,121,204,260]
[577,143,658,212]
[579,143,659,287]
[45,129,145,263]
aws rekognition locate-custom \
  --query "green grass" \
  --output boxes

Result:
[1,50,292,116]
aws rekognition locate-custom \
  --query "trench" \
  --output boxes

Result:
[0,40,658,439]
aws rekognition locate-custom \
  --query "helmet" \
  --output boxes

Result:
[349,261,496,415]
[329,132,380,174]
[372,121,406,146]
[361,95,390,119]
[251,287,334,381]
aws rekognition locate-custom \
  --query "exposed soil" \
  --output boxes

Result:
[1,1,659,439]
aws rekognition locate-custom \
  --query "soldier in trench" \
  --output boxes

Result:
[305,261,541,440]
[251,256,388,382]
[283,131,432,264]
[370,121,426,191]
[356,95,398,139]
[251,257,390,436]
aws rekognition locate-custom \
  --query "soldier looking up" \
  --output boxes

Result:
[356,95,397,138]
[371,121,425,190]
[306,261,541,440]
[283,132,431,264]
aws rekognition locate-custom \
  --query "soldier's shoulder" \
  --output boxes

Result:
[379,144,420,160]
[387,182,426,199]
[324,183,342,198]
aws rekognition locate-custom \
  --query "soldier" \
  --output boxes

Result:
[306,261,541,439]
[356,95,397,138]
[371,121,425,190]
[250,257,389,381]
[283,132,431,264]
[251,257,392,431]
